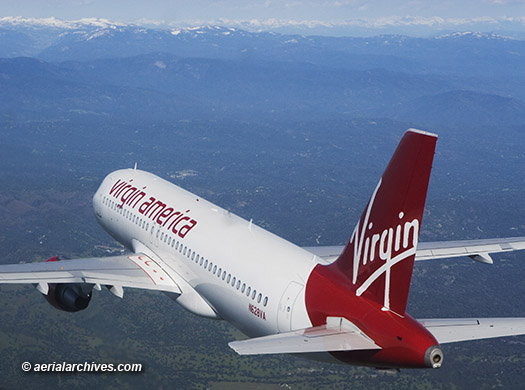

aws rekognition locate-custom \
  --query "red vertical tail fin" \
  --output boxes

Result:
[329,129,437,316]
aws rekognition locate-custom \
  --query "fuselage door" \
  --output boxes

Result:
[277,281,303,333]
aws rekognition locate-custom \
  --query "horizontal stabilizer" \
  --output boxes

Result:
[229,317,380,355]
[419,318,525,344]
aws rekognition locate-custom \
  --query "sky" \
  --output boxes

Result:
[1,0,525,35]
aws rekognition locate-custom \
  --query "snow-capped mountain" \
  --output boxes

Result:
[0,16,126,29]
[2,16,525,127]
[1,16,524,64]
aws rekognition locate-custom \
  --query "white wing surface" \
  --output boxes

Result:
[415,237,525,263]
[304,236,525,264]
[0,254,181,294]
[419,318,525,344]
[229,317,380,355]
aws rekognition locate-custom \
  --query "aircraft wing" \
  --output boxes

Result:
[0,254,181,295]
[415,237,525,263]
[303,236,525,264]
[419,318,525,344]
[229,317,380,355]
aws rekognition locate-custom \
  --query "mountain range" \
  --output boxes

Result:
[1,17,525,127]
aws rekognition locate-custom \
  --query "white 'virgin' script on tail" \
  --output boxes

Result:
[349,178,420,311]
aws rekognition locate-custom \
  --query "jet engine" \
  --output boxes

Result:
[44,282,93,312]
[38,256,93,312]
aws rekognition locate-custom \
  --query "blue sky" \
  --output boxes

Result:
[2,0,525,34]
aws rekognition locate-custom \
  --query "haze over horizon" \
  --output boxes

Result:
[2,0,525,36]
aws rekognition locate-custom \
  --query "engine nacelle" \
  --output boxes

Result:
[44,283,93,312]
[38,255,93,312]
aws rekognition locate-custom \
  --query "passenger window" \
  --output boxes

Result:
[257,293,262,303]
[227,274,231,283]
[222,271,226,281]
[213,265,217,274]
[236,280,241,290]
[183,246,187,255]
[191,252,196,261]
[164,234,168,243]
[187,249,191,258]
[200,257,204,266]
[252,290,256,300]
[204,260,208,268]
[168,237,171,245]
[231,276,236,286]
[263,297,268,307]
[217,268,222,277]
[208,262,213,271]
[156,230,160,238]
[175,241,179,250]
[161,232,164,240]
[241,283,246,293]
[246,287,251,296]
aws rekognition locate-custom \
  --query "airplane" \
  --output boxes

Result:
[1,128,525,369]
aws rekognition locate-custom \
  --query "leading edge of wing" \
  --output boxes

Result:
[229,317,380,355]
[419,318,525,344]
[0,254,181,294]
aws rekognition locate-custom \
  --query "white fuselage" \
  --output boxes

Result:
[92,169,320,338]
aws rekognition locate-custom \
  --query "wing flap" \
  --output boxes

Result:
[229,317,380,355]
[0,254,181,293]
[419,318,525,344]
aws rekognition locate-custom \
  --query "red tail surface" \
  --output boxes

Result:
[329,129,437,316]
